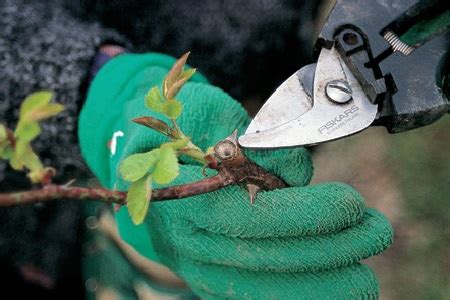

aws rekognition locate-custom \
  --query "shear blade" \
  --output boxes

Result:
[245,64,315,134]
[239,47,378,148]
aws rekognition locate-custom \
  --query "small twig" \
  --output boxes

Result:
[97,213,187,289]
[0,132,286,207]
[0,171,263,207]
[0,174,230,206]
[152,174,226,200]
[0,186,127,207]
[0,175,227,207]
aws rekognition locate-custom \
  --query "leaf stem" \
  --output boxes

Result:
[170,119,183,138]
[169,119,208,164]
[180,142,207,164]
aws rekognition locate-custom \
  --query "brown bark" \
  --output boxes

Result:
[0,185,127,207]
[0,135,287,207]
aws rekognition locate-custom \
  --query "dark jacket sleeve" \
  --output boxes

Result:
[0,0,127,291]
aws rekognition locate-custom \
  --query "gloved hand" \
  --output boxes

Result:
[79,53,393,299]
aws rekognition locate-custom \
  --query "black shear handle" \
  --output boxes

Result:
[316,0,449,133]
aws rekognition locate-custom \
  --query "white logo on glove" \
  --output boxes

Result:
[110,130,124,156]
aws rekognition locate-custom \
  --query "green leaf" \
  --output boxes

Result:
[162,99,183,120]
[0,124,7,157]
[1,145,13,160]
[153,145,179,184]
[29,103,64,122]
[10,152,25,170]
[13,122,41,161]
[15,121,41,143]
[22,146,44,172]
[20,91,54,120]
[23,150,45,183]
[0,124,7,144]
[9,143,43,173]
[145,87,165,113]
[6,91,63,180]
[19,91,63,122]
[13,91,63,159]
[127,174,152,225]
[120,149,160,182]
[14,140,28,162]
[163,138,189,150]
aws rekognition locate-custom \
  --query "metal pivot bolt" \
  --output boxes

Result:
[325,80,353,104]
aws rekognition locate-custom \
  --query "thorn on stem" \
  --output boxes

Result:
[246,183,260,204]
[61,178,76,189]
[226,129,238,143]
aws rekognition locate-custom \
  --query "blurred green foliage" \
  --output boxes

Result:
[384,115,450,299]
[388,117,450,224]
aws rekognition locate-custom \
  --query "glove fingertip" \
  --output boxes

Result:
[364,208,394,252]
[329,181,364,200]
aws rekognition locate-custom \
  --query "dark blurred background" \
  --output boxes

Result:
[0,0,449,299]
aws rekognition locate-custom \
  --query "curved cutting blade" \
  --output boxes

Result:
[239,47,378,148]
[245,64,316,134]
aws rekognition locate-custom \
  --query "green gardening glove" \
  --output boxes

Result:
[79,53,393,299]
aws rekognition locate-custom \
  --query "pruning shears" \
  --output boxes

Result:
[239,0,449,149]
